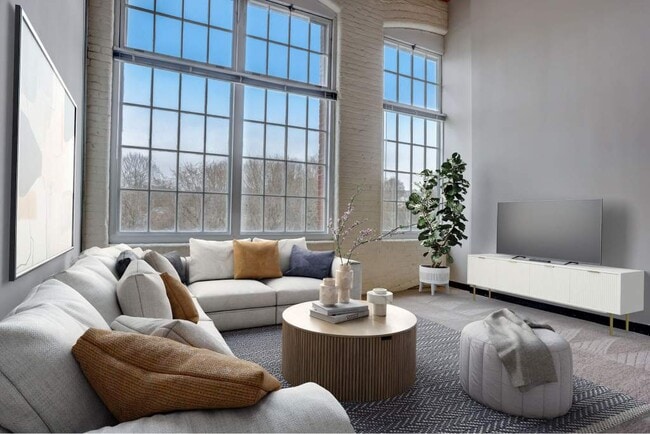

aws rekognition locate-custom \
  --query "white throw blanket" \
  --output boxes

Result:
[483,309,558,391]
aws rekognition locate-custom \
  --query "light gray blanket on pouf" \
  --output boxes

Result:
[483,308,557,391]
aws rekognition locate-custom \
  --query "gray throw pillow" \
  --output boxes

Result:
[285,245,335,279]
[163,251,186,283]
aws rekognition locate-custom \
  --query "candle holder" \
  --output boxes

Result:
[367,288,393,316]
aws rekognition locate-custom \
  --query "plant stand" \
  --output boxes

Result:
[418,265,451,296]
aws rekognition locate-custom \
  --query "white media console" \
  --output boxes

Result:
[467,254,645,335]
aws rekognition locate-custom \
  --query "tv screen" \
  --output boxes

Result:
[497,199,602,264]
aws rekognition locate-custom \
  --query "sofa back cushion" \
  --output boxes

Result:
[54,255,122,324]
[0,279,116,433]
[253,237,307,273]
[189,238,249,283]
[80,244,132,278]
[117,260,173,319]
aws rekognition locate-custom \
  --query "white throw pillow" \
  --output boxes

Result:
[111,315,234,356]
[253,237,307,273]
[189,238,249,283]
[116,260,172,319]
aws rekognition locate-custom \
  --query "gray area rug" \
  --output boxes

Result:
[222,317,650,433]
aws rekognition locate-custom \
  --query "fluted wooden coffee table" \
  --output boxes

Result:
[282,301,417,402]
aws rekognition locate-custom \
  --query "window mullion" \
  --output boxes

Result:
[230,83,245,237]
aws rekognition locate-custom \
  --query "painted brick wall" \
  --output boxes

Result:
[83,0,448,294]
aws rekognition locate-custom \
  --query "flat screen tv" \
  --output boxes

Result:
[497,199,602,264]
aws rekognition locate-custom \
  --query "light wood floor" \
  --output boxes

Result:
[391,286,650,433]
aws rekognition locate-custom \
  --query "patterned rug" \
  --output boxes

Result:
[222,318,650,433]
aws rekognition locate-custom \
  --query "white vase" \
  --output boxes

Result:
[336,263,354,304]
[319,277,338,306]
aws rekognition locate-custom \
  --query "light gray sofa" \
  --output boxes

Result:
[0,245,354,433]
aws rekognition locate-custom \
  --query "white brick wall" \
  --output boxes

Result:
[82,0,448,294]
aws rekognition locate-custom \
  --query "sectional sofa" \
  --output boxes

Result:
[0,244,354,433]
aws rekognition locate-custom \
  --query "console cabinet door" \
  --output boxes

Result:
[468,256,496,289]
[569,270,620,313]
[495,260,530,296]
[529,264,571,304]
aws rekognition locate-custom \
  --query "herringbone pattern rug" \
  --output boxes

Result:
[223,317,650,433]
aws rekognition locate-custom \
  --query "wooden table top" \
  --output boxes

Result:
[282,301,417,337]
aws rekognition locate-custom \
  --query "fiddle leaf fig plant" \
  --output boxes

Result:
[405,152,470,268]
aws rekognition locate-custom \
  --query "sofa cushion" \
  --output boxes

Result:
[144,250,182,282]
[160,272,200,323]
[285,245,335,279]
[262,276,321,305]
[72,329,281,422]
[81,244,132,278]
[117,260,172,319]
[54,255,122,324]
[188,280,276,312]
[233,240,282,279]
[253,237,307,273]
[111,315,233,356]
[0,279,116,433]
[190,238,249,283]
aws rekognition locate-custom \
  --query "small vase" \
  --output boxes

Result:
[319,277,338,306]
[336,263,354,304]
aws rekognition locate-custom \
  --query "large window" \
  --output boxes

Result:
[112,0,335,242]
[382,39,444,232]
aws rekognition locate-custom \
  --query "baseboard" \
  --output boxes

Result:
[450,281,650,336]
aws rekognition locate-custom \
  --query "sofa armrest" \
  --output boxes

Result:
[331,258,363,300]
[87,383,354,433]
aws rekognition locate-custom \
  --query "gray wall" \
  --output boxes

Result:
[0,0,86,319]
[444,0,650,325]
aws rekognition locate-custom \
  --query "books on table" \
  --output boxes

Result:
[309,308,369,324]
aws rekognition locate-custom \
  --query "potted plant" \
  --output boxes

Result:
[405,152,470,291]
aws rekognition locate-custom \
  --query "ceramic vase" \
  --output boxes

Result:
[336,263,353,303]
[319,277,338,306]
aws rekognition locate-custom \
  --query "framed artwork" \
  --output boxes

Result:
[10,6,77,280]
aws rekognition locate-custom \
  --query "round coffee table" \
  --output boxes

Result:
[282,301,417,402]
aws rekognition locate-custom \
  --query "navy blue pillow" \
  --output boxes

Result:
[285,245,335,279]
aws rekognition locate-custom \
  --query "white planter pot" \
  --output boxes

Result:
[419,265,450,295]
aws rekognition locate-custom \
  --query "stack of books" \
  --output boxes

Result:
[310,300,369,324]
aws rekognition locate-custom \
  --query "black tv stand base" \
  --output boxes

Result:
[528,258,551,263]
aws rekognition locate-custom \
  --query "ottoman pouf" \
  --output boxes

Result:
[459,320,573,419]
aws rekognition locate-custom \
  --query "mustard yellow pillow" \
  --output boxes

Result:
[72,329,281,422]
[233,240,282,279]
[160,272,200,323]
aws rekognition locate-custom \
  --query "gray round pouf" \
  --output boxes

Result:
[459,320,573,419]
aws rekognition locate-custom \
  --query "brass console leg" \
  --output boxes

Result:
[609,314,614,336]
[472,286,476,301]
[626,314,630,332]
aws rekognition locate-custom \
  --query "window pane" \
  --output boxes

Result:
[288,94,307,127]
[413,54,425,79]
[306,164,325,197]
[182,23,208,62]
[120,190,149,231]
[122,106,150,148]
[398,49,411,76]
[309,53,325,86]
[397,173,410,201]
[244,86,265,121]
[287,162,306,196]
[204,194,228,232]
[413,117,425,145]
[150,150,177,190]
[127,0,153,9]
[398,144,411,173]
[246,37,267,74]
[152,110,178,150]
[264,197,285,231]
[123,64,151,105]
[306,199,325,231]
[269,9,289,43]
[384,72,396,102]
[412,146,424,173]
[308,97,325,130]
[206,117,230,155]
[384,44,397,72]
[307,131,327,164]
[210,0,233,30]
[289,48,308,82]
[205,155,229,193]
[384,141,396,171]
[242,159,263,194]
[246,3,268,38]
[398,76,412,105]
[121,148,149,189]
[266,90,286,124]
[268,43,288,79]
[153,69,179,109]
[241,195,263,231]
[426,120,439,147]
[286,198,306,232]
[150,192,176,231]
[398,114,411,143]
[242,122,264,157]
[155,16,181,57]
[266,125,286,159]
[287,128,306,161]
[426,58,438,83]
[179,114,205,152]
[184,0,208,24]
[397,202,410,227]
[181,74,206,113]
[265,160,286,195]
[426,147,438,169]
[310,23,324,53]
[207,79,231,117]
[178,153,204,191]
[209,29,232,67]
[382,201,396,232]
[426,83,439,111]
[385,111,396,141]
[413,80,425,108]
[383,172,397,201]
[178,193,203,231]
[290,15,309,49]
[157,0,181,17]
[126,9,153,51]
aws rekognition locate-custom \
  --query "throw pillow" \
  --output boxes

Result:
[144,250,182,282]
[160,272,199,323]
[285,245,335,279]
[233,240,282,279]
[110,315,234,356]
[72,329,281,422]
[253,237,307,273]
[189,238,249,283]
[116,260,172,319]
[115,250,138,278]
[163,251,186,283]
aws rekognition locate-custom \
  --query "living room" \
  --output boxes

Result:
[1,0,649,432]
